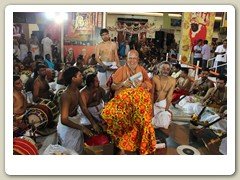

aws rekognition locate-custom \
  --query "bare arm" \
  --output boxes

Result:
[166,79,176,110]
[150,78,156,117]
[201,88,213,104]
[189,80,197,93]
[78,91,101,133]
[33,80,40,103]
[60,94,93,136]
[113,43,120,67]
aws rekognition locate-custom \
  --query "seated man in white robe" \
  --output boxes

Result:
[151,61,176,129]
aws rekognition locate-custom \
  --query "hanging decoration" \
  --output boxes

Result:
[107,21,161,35]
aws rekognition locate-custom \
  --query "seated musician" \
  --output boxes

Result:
[80,73,106,124]
[191,75,227,129]
[171,63,182,79]
[172,68,192,103]
[111,50,152,96]
[57,67,101,154]
[176,68,214,114]
[13,75,32,135]
[151,61,176,129]
[32,64,54,103]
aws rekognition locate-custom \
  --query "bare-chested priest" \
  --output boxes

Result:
[151,61,176,129]
[32,64,54,103]
[95,28,120,88]
[13,75,31,133]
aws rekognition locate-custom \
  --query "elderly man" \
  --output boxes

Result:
[151,61,176,129]
[95,28,120,87]
[111,49,152,96]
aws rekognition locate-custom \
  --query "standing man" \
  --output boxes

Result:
[41,33,53,60]
[57,67,100,154]
[201,40,211,69]
[193,39,203,67]
[29,34,40,59]
[95,28,120,87]
[214,39,227,75]
[18,33,29,61]
[151,61,176,129]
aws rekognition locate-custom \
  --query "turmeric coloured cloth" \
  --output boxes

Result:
[112,65,152,95]
[101,87,156,155]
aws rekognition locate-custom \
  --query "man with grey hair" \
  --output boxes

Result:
[151,61,176,129]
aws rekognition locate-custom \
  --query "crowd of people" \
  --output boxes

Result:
[13,28,227,155]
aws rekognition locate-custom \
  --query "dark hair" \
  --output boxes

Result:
[202,67,210,72]
[86,73,97,87]
[100,28,109,35]
[173,63,181,70]
[203,40,208,44]
[36,63,47,71]
[77,54,84,61]
[217,75,227,84]
[181,68,189,74]
[13,75,20,83]
[45,54,50,59]
[197,39,203,43]
[63,66,80,85]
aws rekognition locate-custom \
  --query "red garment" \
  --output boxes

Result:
[172,89,189,103]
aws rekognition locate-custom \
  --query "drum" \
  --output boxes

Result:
[13,136,39,155]
[53,88,65,106]
[24,99,59,129]
[39,99,59,120]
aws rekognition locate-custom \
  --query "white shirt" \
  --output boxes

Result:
[41,37,53,58]
[201,44,211,60]
[215,45,227,62]
[194,45,202,58]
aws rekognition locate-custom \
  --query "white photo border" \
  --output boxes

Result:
[5,5,235,175]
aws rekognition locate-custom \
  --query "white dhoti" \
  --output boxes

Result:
[77,107,91,126]
[178,96,202,114]
[88,101,104,122]
[152,99,172,129]
[97,61,117,88]
[57,114,84,154]
[19,44,28,61]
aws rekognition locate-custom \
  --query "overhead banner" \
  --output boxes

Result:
[179,12,215,63]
